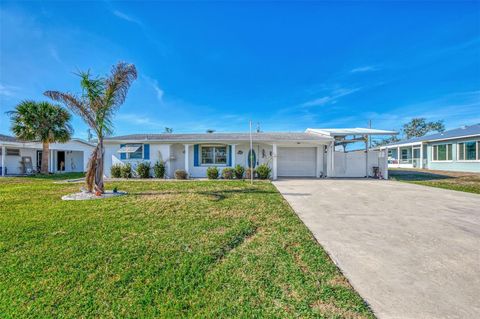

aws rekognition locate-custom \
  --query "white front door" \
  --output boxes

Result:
[277,147,316,177]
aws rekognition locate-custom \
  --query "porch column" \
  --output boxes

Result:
[411,146,414,166]
[419,143,423,169]
[50,150,54,173]
[231,144,236,167]
[316,146,322,178]
[184,144,190,175]
[272,144,277,180]
[1,146,5,176]
[397,146,400,167]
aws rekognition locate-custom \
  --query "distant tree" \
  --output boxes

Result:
[402,118,445,139]
[164,127,173,133]
[372,135,400,147]
[45,62,137,193]
[9,101,72,174]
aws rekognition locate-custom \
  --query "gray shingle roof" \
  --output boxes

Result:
[386,123,480,146]
[104,132,332,142]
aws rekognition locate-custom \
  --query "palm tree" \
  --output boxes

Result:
[9,101,73,174]
[45,62,137,193]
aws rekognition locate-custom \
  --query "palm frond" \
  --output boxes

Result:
[44,91,96,129]
[104,62,138,111]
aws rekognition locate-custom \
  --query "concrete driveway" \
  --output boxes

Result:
[273,179,480,319]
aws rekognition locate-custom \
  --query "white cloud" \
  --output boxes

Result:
[112,10,142,26]
[302,88,361,107]
[350,65,378,73]
[0,83,18,97]
[48,46,62,63]
[143,76,164,102]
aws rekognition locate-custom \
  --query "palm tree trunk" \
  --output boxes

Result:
[94,138,104,193]
[41,142,49,174]
[85,146,97,192]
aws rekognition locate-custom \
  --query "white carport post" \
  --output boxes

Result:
[316,146,322,178]
[272,144,278,180]
[365,135,369,178]
[1,146,5,176]
[184,144,190,175]
[326,142,335,177]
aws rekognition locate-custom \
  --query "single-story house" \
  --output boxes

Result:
[0,134,95,176]
[103,128,396,179]
[380,123,480,173]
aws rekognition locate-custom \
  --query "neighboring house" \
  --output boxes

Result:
[380,124,480,173]
[0,134,94,176]
[103,128,396,179]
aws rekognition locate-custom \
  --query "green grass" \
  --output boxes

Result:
[29,172,85,180]
[389,169,480,194]
[0,177,373,318]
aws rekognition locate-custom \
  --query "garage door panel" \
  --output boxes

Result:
[278,147,316,177]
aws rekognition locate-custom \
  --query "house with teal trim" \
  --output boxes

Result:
[103,128,396,179]
[381,124,480,173]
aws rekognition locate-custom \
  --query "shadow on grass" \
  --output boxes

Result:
[389,169,453,181]
[129,188,278,201]
[28,172,85,180]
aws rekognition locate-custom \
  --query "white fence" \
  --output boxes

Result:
[334,150,388,179]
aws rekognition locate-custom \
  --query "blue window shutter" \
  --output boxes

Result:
[120,144,126,160]
[194,145,199,166]
[228,145,232,166]
[248,149,256,168]
[143,144,150,160]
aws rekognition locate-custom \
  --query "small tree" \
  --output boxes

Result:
[45,62,137,193]
[402,118,445,139]
[8,101,72,174]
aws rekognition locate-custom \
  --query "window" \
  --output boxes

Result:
[433,144,452,161]
[465,141,477,161]
[201,145,227,165]
[457,141,478,161]
[401,149,408,160]
[6,148,20,156]
[119,144,143,159]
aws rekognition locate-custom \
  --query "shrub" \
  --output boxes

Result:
[222,167,234,179]
[111,164,122,178]
[207,166,219,179]
[136,162,151,178]
[153,161,165,178]
[245,168,256,179]
[121,163,132,178]
[175,169,188,180]
[234,164,245,179]
[256,163,271,179]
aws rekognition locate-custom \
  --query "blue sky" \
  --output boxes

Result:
[1,1,479,140]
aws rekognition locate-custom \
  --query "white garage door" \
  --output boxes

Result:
[278,147,316,177]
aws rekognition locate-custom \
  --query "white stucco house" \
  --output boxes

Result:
[103,128,396,180]
[0,134,94,176]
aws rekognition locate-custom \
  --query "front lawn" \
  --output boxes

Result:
[0,177,373,318]
[389,169,480,194]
